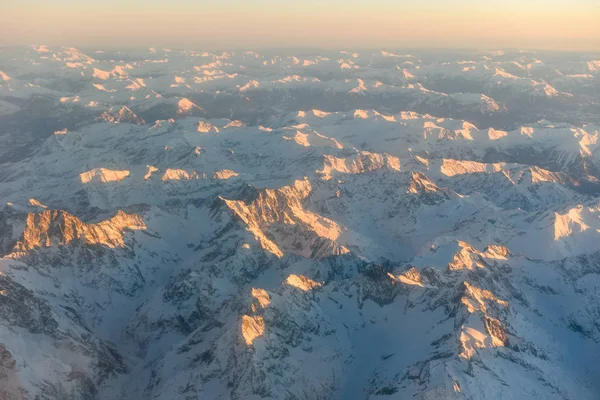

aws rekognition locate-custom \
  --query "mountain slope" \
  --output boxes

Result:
[1,47,600,399]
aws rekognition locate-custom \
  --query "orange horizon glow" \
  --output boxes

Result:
[2,1,599,51]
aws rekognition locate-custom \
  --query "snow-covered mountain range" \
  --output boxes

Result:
[1,46,600,399]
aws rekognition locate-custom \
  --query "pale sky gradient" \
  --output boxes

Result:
[2,0,599,50]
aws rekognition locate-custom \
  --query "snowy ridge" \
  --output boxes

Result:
[1,47,600,399]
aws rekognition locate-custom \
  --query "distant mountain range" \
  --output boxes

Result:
[1,46,600,399]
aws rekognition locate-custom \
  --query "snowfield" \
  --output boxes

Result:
[1,46,600,399]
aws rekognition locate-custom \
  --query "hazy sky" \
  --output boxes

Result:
[2,0,599,50]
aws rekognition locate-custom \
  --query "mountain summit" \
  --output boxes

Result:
[0,47,600,399]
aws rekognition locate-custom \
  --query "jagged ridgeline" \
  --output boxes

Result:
[1,46,600,399]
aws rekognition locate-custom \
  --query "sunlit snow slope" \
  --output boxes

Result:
[1,46,600,400]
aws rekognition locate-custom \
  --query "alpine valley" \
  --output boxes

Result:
[1,46,600,399]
